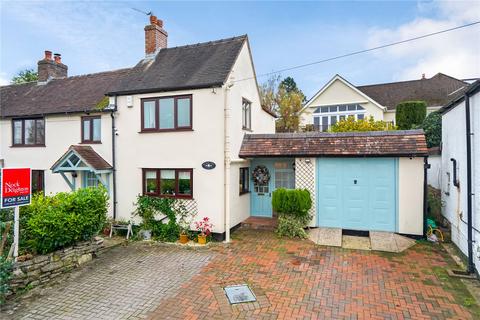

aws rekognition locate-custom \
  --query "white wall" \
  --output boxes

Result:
[398,157,424,235]
[0,113,114,213]
[442,92,480,272]
[300,78,385,126]
[427,154,442,189]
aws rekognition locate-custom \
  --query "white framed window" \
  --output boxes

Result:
[312,104,366,131]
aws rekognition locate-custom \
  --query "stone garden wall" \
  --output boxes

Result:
[9,237,104,293]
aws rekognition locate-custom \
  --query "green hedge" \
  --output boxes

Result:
[272,189,312,238]
[395,101,427,130]
[21,187,108,254]
[422,111,442,148]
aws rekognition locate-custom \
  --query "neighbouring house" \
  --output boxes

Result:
[0,16,276,239]
[440,80,480,274]
[300,73,467,131]
[239,130,428,236]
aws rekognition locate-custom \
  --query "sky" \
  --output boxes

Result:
[0,0,479,98]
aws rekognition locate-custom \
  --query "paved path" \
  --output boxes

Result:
[2,243,213,320]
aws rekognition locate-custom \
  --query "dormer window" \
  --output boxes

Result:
[12,118,45,146]
[141,95,192,132]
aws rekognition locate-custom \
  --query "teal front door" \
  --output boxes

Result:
[250,160,274,217]
[316,158,397,232]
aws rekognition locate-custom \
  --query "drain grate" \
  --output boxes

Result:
[224,284,256,304]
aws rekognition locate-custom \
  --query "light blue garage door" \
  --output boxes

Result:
[316,158,397,232]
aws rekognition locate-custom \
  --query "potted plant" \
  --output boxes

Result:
[194,217,213,245]
[176,202,196,244]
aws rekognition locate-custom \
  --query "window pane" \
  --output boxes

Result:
[13,121,22,144]
[275,169,295,189]
[321,106,328,113]
[160,169,175,195]
[321,116,328,132]
[357,114,365,120]
[24,119,35,144]
[32,170,44,194]
[145,170,158,194]
[348,105,356,111]
[83,119,91,141]
[178,171,192,195]
[143,101,156,129]
[339,105,347,112]
[313,116,320,127]
[177,98,191,127]
[92,118,101,141]
[329,106,337,112]
[85,172,99,188]
[35,119,45,144]
[159,98,174,129]
[330,115,337,126]
[357,105,365,110]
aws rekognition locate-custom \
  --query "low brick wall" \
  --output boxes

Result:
[10,237,104,293]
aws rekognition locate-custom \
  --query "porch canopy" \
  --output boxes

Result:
[239,130,428,158]
[51,145,113,190]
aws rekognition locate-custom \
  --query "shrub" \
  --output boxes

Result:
[133,195,180,242]
[330,116,397,132]
[21,187,108,254]
[422,111,442,148]
[0,256,12,304]
[272,189,312,238]
[276,214,308,239]
[395,101,427,130]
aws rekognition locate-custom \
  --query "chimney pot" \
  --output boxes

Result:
[53,53,62,64]
[421,73,426,79]
[44,50,52,60]
[150,15,157,25]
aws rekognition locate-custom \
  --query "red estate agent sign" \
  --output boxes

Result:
[1,168,32,208]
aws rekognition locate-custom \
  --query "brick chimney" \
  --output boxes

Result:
[37,50,68,83]
[144,15,168,57]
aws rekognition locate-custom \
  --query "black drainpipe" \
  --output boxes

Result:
[110,95,118,220]
[465,93,474,274]
[424,156,429,238]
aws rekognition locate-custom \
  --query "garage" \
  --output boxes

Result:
[317,157,396,232]
[239,130,428,236]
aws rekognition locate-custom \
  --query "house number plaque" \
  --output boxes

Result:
[202,161,216,170]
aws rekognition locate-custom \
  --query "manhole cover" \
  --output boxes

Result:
[224,284,256,304]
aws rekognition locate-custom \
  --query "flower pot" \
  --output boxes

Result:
[179,233,189,244]
[103,228,110,236]
[198,234,207,245]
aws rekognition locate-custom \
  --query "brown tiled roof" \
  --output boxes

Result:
[357,73,467,110]
[239,130,428,158]
[51,145,112,171]
[0,68,130,118]
[107,36,247,95]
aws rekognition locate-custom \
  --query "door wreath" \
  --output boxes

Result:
[252,165,270,185]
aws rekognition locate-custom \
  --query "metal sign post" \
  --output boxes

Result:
[1,168,32,261]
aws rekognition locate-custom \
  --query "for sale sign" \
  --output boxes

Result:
[1,168,31,208]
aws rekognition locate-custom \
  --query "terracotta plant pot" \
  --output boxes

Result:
[198,234,207,245]
[103,228,110,236]
[179,233,189,244]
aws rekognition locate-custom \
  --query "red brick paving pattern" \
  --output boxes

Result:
[149,230,477,319]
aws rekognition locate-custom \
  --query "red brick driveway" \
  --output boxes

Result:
[149,229,479,320]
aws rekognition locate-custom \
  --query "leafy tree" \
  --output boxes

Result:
[330,116,397,132]
[11,69,38,84]
[279,76,306,102]
[421,111,442,148]
[259,75,306,132]
[395,101,427,130]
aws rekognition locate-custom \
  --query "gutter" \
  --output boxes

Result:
[465,92,474,274]
[110,95,118,220]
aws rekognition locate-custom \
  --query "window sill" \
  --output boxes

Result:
[79,141,102,144]
[10,144,46,148]
[143,194,194,200]
[242,128,253,132]
[139,128,194,133]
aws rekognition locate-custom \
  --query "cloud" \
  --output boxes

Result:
[0,72,9,86]
[365,0,480,81]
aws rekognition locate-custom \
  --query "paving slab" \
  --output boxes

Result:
[307,227,342,247]
[342,235,371,250]
[370,231,416,253]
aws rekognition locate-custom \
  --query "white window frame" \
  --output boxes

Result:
[312,104,366,131]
